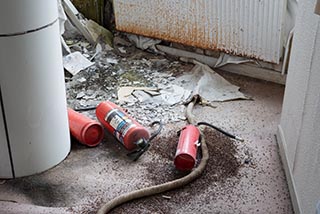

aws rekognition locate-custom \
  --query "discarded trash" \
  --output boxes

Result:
[118,87,160,103]
[68,41,90,50]
[118,47,127,54]
[114,36,132,47]
[214,53,255,68]
[68,108,104,147]
[90,43,103,61]
[63,51,94,75]
[77,77,87,83]
[162,195,172,200]
[76,92,86,99]
[127,34,161,51]
[106,58,119,65]
[117,85,191,106]
[175,61,248,102]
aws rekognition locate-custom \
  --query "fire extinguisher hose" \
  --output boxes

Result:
[197,122,244,142]
[97,98,209,214]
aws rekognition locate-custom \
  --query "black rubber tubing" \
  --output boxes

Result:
[197,122,244,141]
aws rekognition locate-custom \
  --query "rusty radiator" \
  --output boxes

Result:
[113,0,286,64]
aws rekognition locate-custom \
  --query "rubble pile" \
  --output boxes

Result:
[65,36,188,125]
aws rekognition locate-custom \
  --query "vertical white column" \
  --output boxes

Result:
[0,0,70,178]
[278,0,320,213]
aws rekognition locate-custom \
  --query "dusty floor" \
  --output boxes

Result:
[0,38,293,213]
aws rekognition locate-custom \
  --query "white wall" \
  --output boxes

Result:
[279,0,320,213]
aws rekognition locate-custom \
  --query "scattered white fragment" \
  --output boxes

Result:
[76,92,86,99]
[63,51,94,75]
[107,58,119,64]
[118,87,160,103]
[162,195,171,200]
[118,47,127,53]
[77,77,87,83]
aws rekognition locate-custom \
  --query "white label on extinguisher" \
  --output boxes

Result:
[110,115,124,130]
[105,109,136,143]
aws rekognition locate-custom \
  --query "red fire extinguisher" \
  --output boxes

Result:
[174,122,244,171]
[174,125,200,171]
[96,101,162,160]
[67,108,104,147]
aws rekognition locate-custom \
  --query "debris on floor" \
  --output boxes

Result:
[117,85,191,106]
[214,53,255,68]
[127,34,161,52]
[63,51,94,75]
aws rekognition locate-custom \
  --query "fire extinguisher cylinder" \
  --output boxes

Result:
[96,101,151,151]
[174,125,200,171]
[67,108,104,147]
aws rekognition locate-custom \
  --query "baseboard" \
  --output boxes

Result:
[157,45,287,85]
[277,125,301,214]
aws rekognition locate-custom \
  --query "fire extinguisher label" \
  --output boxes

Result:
[105,109,136,143]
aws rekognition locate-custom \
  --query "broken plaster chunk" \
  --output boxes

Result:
[79,100,88,106]
[86,90,95,96]
[168,77,176,82]
[76,92,86,99]
[106,58,118,65]
[118,47,127,53]
[77,77,87,83]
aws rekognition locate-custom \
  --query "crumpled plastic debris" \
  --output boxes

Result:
[175,61,249,102]
[127,34,161,51]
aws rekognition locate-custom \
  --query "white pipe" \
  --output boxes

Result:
[0,0,70,178]
[282,28,295,75]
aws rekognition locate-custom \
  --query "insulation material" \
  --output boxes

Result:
[113,0,287,63]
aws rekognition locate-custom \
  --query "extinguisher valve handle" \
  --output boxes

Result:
[127,138,150,161]
[135,138,149,148]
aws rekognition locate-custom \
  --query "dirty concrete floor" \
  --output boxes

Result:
[0,38,292,213]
